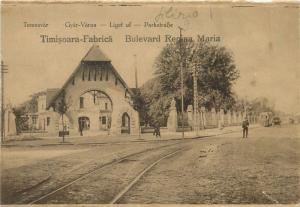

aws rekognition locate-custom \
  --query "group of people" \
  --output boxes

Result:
[151,117,250,139]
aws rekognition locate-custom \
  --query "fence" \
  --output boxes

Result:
[185,106,258,130]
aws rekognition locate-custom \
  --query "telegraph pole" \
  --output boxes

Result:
[1,61,8,144]
[134,54,138,89]
[178,27,184,139]
[134,54,141,139]
[193,62,199,136]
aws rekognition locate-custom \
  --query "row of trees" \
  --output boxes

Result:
[133,40,274,127]
[133,40,239,126]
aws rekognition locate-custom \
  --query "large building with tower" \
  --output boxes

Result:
[21,45,140,136]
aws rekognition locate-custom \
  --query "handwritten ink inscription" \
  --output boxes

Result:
[155,7,198,23]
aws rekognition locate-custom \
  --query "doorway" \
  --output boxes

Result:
[121,113,130,134]
[78,116,90,131]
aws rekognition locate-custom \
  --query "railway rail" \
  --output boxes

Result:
[110,148,185,204]
[27,140,187,204]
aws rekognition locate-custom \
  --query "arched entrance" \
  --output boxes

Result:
[78,90,113,132]
[78,116,90,131]
[121,113,130,134]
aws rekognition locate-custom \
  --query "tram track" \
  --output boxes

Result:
[4,130,242,204]
[110,148,185,204]
[26,140,187,204]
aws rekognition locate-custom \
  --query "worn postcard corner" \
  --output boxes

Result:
[1,1,299,206]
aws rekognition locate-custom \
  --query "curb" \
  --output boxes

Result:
[1,126,260,147]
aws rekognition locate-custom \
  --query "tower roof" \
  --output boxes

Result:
[82,45,110,62]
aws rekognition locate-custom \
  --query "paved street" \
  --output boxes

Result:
[1,124,299,204]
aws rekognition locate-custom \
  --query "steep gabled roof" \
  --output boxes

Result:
[47,46,133,109]
[46,88,60,108]
[82,45,110,62]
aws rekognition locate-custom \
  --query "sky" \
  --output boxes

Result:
[1,3,299,114]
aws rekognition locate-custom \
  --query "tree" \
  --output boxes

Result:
[131,89,149,126]
[245,97,275,114]
[13,96,38,134]
[141,40,239,126]
[55,90,70,143]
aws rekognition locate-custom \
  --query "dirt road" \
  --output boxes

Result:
[1,124,299,204]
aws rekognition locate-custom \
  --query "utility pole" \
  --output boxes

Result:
[134,54,138,89]
[134,54,141,139]
[1,61,8,144]
[178,27,184,139]
[193,62,199,136]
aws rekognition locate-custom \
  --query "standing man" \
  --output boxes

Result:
[156,124,161,138]
[242,117,249,138]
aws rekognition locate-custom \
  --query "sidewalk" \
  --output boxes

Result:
[2,125,259,147]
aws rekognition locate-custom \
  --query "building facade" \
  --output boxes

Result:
[26,45,139,136]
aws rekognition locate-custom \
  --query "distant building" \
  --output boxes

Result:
[20,45,140,136]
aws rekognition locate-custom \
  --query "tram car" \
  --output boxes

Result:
[259,112,273,127]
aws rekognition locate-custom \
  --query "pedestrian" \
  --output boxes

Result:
[152,123,161,138]
[153,124,157,137]
[156,125,161,138]
[242,117,249,138]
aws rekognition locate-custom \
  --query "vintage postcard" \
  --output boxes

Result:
[1,1,299,205]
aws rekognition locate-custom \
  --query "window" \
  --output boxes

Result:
[47,117,51,126]
[102,116,106,125]
[88,68,91,81]
[106,69,109,81]
[100,68,103,81]
[92,91,97,104]
[94,68,97,81]
[80,97,84,108]
[32,116,37,124]
[115,77,118,85]
[72,78,75,85]
[105,103,108,110]
[82,70,85,81]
